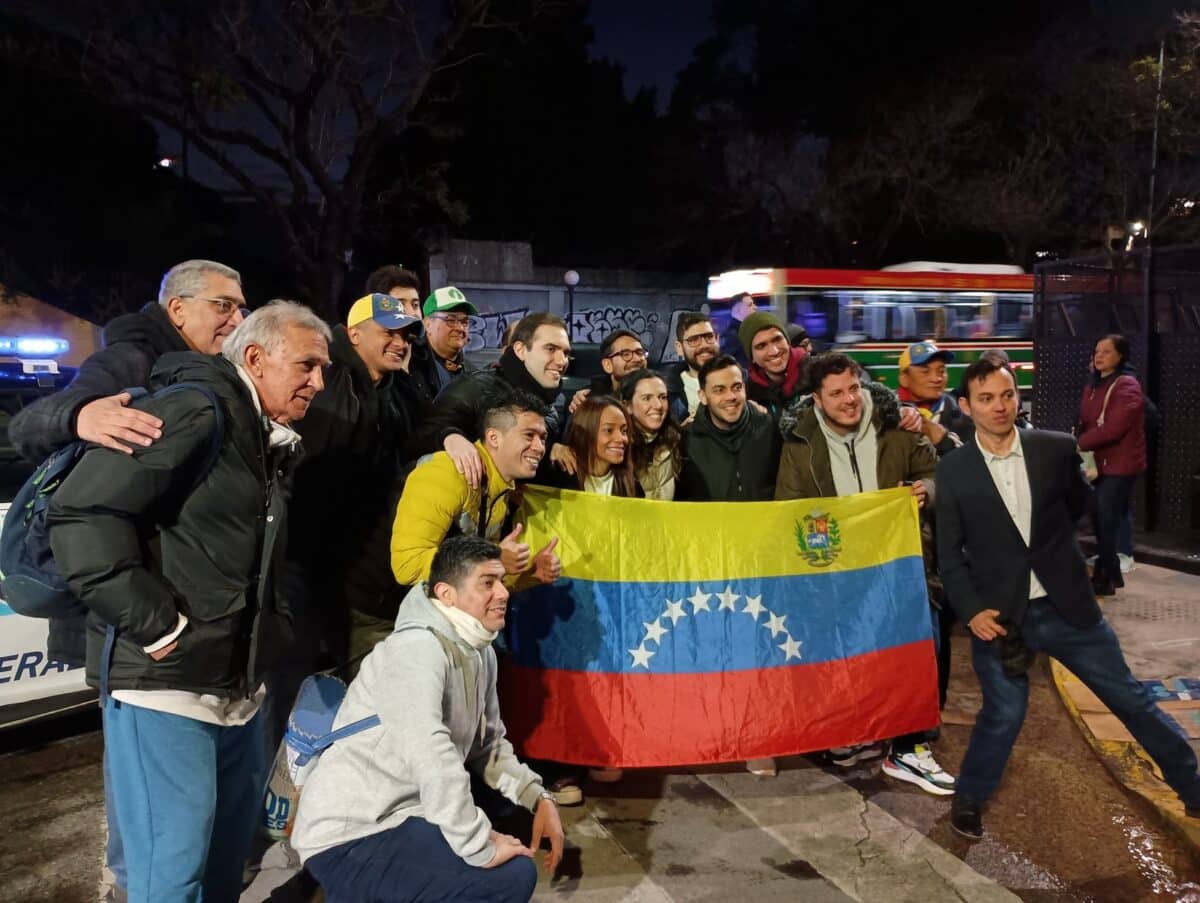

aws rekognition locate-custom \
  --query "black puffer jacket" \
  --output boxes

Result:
[677,403,781,501]
[10,302,188,463]
[10,302,189,667]
[47,352,299,695]
[412,348,566,478]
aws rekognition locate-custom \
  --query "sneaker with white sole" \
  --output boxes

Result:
[549,776,585,805]
[745,757,777,777]
[827,742,886,767]
[881,744,956,795]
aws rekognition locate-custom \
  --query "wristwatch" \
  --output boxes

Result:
[537,790,557,806]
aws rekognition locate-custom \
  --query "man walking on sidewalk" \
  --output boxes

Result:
[937,354,1200,840]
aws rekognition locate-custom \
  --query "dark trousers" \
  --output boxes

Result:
[306,817,538,903]
[1092,474,1136,580]
[957,596,1200,806]
[892,603,949,752]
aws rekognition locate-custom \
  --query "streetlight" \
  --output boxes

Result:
[563,270,579,335]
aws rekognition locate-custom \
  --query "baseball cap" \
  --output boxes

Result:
[346,293,424,333]
[422,285,478,318]
[898,341,954,370]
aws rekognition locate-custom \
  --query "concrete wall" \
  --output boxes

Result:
[428,239,707,364]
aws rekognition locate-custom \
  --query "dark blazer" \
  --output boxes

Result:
[936,428,1099,629]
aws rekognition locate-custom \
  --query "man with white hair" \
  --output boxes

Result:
[47,301,330,903]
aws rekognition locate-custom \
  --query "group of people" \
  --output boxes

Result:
[14,258,1200,902]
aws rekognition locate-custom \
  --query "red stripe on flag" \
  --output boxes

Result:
[499,640,940,767]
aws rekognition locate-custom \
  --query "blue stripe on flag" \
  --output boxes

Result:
[507,555,931,675]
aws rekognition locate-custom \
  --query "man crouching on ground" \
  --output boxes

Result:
[292,535,564,902]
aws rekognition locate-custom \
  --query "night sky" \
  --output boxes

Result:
[589,0,715,106]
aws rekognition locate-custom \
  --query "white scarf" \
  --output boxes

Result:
[234,364,302,449]
[438,603,498,650]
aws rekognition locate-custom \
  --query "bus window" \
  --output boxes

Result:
[785,291,837,342]
[995,298,1033,338]
[892,305,943,340]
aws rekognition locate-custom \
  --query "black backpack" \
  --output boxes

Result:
[0,383,226,618]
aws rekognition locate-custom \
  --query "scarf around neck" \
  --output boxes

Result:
[438,602,499,650]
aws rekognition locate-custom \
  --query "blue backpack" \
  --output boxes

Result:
[262,673,380,839]
[0,383,226,619]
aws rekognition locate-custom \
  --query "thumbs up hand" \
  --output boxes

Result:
[532,536,561,584]
[500,523,531,574]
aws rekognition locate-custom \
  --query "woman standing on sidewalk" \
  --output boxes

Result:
[1077,334,1146,597]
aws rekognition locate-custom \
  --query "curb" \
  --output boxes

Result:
[1049,657,1200,858]
[1077,537,1200,577]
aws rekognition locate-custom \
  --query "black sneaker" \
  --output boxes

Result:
[950,794,984,840]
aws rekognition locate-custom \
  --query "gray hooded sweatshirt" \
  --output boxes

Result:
[290,584,546,867]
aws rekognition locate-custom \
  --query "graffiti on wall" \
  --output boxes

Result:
[570,306,661,349]
[465,308,530,352]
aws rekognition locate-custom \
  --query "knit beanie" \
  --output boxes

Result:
[738,311,787,357]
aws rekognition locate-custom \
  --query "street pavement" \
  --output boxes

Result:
[2,563,1199,902]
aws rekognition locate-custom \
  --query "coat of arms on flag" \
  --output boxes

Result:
[796,511,842,567]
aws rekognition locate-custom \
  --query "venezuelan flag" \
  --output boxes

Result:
[501,486,940,767]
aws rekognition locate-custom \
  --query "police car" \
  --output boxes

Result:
[0,337,95,729]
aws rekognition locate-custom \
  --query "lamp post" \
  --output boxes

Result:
[563,269,580,339]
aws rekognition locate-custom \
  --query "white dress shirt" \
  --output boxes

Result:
[977,429,1048,600]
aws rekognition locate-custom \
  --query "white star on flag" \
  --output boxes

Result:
[642,619,667,645]
[688,588,713,613]
[742,594,766,620]
[663,598,688,625]
[717,585,739,611]
[778,635,803,660]
[764,612,788,637]
[629,645,655,669]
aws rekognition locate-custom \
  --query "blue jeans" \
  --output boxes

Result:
[1118,508,1134,557]
[1092,474,1136,578]
[306,817,538,903]
[958,597,1200,806]
[102,698,266,902]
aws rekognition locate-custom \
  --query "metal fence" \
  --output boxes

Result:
[1035,246,1200,531]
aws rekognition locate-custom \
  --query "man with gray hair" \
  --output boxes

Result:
[8,258,247,901]
[47,300,329,902]
[10,258,246,463]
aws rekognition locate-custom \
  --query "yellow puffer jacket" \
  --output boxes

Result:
[391,441,516,587]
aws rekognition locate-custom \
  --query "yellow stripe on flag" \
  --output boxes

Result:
[518,485,921,583]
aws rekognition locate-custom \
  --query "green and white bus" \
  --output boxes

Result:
[707,262,1035,394]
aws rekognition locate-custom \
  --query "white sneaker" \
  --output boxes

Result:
[1119,553,1135,574]
[746,757,777,777]
[881,744,955,796]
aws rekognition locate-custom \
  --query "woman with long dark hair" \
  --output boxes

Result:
[1077,333,1146,596]
[562,396,640,497]
[618,369,683,500]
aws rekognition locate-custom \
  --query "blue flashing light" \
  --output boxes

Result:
[0,336,70,357]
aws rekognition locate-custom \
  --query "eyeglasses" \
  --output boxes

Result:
[183,295,242,317]
[682,331,717,347]
[606,347,648,363]
[430,314,471,328]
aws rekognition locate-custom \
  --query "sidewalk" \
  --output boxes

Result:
[1049,560,1200,853]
